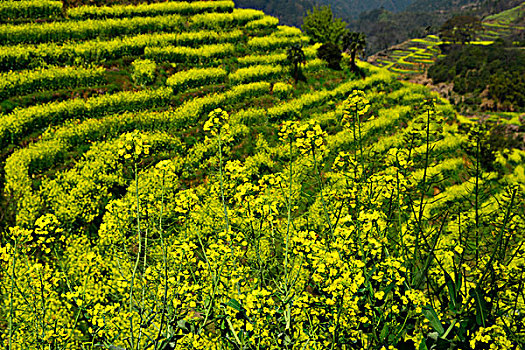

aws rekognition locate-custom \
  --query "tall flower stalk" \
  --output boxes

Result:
[296,120,332,239]
[278,121,297,289]
[204,108,232,233]
[117,131,150,350]
[342,90,370,181]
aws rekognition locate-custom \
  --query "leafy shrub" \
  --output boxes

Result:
[190,8,264,29]
[0,87,172,148]
[247,34,309,51]
[145,43,236,64]
[238,45,318,67]
[229,64,283,85]
[317,42,342,70]
[244,15,279,30]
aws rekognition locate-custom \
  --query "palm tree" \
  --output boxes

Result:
[287,44,307,84]
[342,32,367,73]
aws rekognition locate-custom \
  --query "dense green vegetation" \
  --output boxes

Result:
[301,5,347,46]
[300,6,367,75]
[428,42,525,112]
[0,1,524,350]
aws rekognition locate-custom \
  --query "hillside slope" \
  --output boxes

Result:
[368,2,525,75]
[234,0,414,27]
[0,1,524,349]
[347,0,523,55]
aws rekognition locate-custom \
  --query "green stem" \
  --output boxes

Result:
[138,227,149,346]
[312,145,333,239]
[8,238,17,350]
[396,171,408,261]
[52,247,82,350]
[477,187,517,286]
[155,169,168,349]
[218,130,229,233]
[37,266,46,347]
[285,138,293,289]
[129,162,142,350]
[198,228,229,335]
[357,110,365,179]
[414,109,432,277]
[475,132,480,264]
[352,111,357,160]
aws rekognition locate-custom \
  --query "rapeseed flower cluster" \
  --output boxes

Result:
[203,107,231,137]
[470,325,513,349]
[117,130,151,161]
[341,89,370,128]
[278,120,298,142]
[294,120,327,155]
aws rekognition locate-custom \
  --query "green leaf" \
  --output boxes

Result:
[383,281,397,295]
[157,336,177,350]
[470,287,488,327]
[422,305,445,336]
[226,298,244,313]
[444,270,457,311]
[455,270,462,296]
[380,323,389,342]
[283,334,293,346]
[226,298,243,312]
[176,319,189,332]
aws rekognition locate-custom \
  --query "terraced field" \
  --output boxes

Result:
[0,1,524,349]
[369,2,525,75]
[370,35,442,75]
[481,2,525,41]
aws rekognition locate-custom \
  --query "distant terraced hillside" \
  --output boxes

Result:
[368,2,525,75]
[0,1,524,349]
[481,2,525,40]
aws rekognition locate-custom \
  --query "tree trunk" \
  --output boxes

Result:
[351,51,357,71]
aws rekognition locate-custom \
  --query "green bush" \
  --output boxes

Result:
[317,42,342,70]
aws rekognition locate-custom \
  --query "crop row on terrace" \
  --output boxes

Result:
[0,0,63,22]
[0,1,524,349]
[0,0,235,22]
